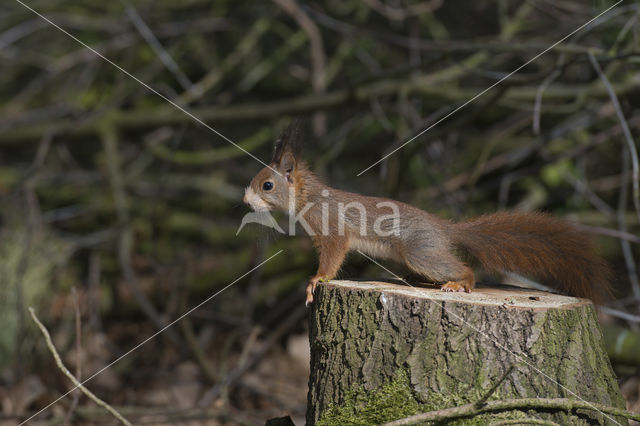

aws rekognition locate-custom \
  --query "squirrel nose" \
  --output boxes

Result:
[243,193,248,205]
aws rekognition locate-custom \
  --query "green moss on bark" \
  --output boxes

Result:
[317,370,538,425]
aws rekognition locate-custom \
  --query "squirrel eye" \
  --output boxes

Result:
[262,181,274,191]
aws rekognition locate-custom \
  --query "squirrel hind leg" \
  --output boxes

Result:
[402,247,474,291]
[440,267,475,293]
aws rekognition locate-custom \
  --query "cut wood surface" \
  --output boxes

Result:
[307,280,625,425]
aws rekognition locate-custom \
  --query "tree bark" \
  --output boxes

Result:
[307,280,625,425]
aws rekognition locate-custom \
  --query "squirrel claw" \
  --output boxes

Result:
[305,291,314,307]
[305,281,317,306]
[305,276,332,305]
[441,282,470,293]
[305,289,314,306]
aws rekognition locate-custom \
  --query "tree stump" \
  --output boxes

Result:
[307,280,625,425]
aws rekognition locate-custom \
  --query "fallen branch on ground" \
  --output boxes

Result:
[28,307,132,426]
[382,397,640,425]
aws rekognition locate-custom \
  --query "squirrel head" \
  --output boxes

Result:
[243,120,303,212]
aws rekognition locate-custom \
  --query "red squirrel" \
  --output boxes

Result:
[243,122,612,306]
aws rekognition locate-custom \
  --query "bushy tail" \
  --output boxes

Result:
[451,211,612,303]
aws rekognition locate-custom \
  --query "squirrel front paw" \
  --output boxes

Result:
[305,276,330,307]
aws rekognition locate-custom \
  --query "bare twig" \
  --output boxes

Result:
[588,51,640,224]
[600,306,640,323]
[177,18,271,105]
[197,303,307,407]
[272,0,327,135]
[533,65,563,135]
[563,171,616,220]
[475,365,515,408]
[87,251,102,331]
[8,130,54,198]
[574,224,640,244]
[238,29,307,92]
[363,0,442,21]
[305,5,609,54]
[618,153,640,299]
[40,16,229,74]
[125,5,193,91]
[27,307,132,426]
[611,6,639,52]
[177,280,218,384]
[101,125,181,344]
[490,419,560,426]
[63,288,83,425]
[0,18,48,51]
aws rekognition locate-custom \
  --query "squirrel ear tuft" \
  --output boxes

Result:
[280,152,296,182]
[272,118,303,165]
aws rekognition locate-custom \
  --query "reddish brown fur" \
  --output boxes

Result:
[244,122,613,305]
